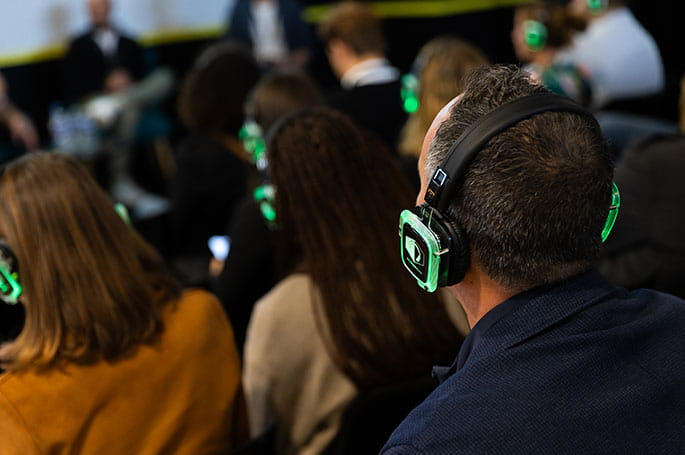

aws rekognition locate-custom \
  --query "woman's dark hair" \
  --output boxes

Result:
[178,42,259,136]
[268,108,462,389]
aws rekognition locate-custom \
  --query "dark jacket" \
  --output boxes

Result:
[225,0,311,52]
[599,134,685,298]
[327,80,406,151]
[63,29,146,103]
[171,133,248,266]
[382,271,685,454]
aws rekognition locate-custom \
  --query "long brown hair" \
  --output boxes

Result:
[269,108,462,389]
[0,153,180,372]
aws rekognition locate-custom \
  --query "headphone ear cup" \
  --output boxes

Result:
[441,217,470,286]
[428,210,470,287]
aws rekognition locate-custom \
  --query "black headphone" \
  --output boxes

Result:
[398,93,619,292]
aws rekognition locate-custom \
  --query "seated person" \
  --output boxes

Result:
[225,0,312,69]
[382,65,685,454]
[398,36,489,188]
[559,0,664,108]
[171,43,260,285]
[512,1,592,106]
[598,79,685,297]
[0,72,38,164]
[318,1,405,150]
[62,0,173,219]
[212,69,324,350]
[63,0,145,103]
[243,108,463,455]
[0,153,247,454]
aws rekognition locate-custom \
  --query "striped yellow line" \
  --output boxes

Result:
[304,0,533,22]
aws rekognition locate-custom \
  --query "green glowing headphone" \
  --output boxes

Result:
[0,203,133,305]
[0,240,22,305]
[524,19,548,52]
[239,120,267,169]
[401,73,420,114]
[398,93,620,292]
[239,120,277,226]
[587,0,609,14]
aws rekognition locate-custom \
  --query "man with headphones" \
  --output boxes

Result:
[382,65,685,454]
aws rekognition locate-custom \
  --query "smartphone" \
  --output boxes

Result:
[208,235,231,261]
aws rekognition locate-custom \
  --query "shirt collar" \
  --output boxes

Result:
[432,270,616,383]
[340,58,399,89]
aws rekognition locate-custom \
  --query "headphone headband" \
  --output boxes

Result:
[425,93,596,212]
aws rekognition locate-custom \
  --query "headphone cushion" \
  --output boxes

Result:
[443,217,469,285]
[429,210,470,286]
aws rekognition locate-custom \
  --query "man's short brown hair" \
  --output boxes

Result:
[318,1,386,55]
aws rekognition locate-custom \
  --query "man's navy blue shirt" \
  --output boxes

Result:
[382,271,685,454]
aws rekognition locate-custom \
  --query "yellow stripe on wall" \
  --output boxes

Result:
[304,0,532,22]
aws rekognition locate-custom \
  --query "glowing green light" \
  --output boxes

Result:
[0,263,22,304]
[601,182,620,243]
[401,74,420,114]
[239,122,267,164]
[260,201,277,222]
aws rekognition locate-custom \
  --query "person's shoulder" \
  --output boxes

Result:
[170,288,229,330]
[381,381,473,455]
[249,274,315,335]
[67,30,95,49]
[255,274,313,314]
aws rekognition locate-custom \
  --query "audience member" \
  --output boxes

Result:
[0,153,247,454]
[62,0,174,219]
[171,42,259,285]
[0,72,38,163]
[243,109,463,455]
[598,76,685,297]
[318,1,405,149]
[225,0,311,69]
[559,0,664,108]
[63,0,145,102]
[213,70,324,350]
[397,37,488,187]
[512,1,592,106]
[382,65,685,454]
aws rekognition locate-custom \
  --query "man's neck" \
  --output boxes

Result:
[448,264,518,328]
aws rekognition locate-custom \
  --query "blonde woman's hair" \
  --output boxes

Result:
[399,37,489,157]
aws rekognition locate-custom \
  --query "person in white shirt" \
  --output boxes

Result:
[559,0,664,108]
[317,1,405,149]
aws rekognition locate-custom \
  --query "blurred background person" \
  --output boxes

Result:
[397,36,489,188]
[62,0,174,220]
[242,108,464,455]
[560,0,664,109]
[171,42,259,286]
[225,0,312,69]
[212,69,324,351]
[0,72,39,164]
[511,1,592,106]
[318,1,405,150]
[598,74,685,298]
[63,0,145,102]
[0,153,247,454]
